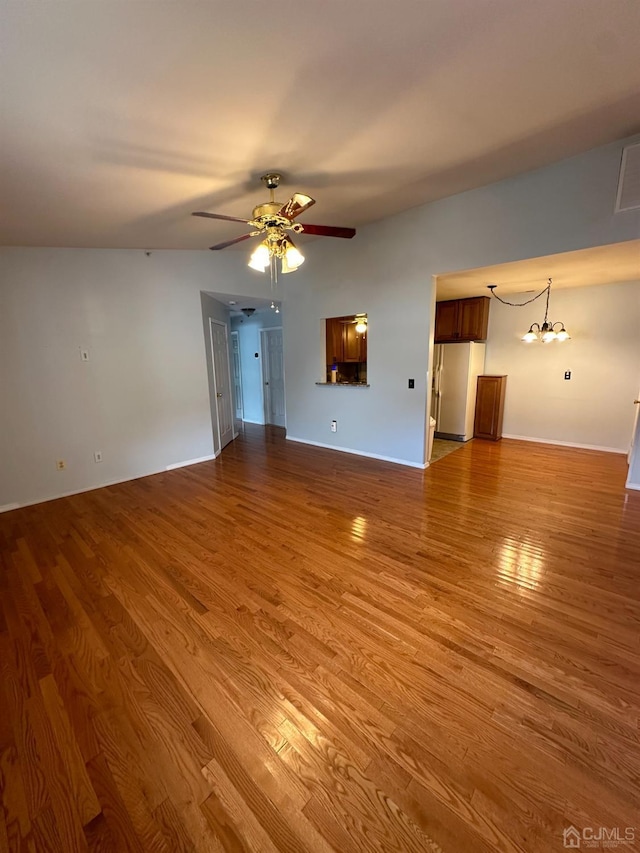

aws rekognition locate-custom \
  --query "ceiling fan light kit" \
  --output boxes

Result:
[192,173,356,278]
[488,278,571,344]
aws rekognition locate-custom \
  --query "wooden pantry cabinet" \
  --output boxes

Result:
[474,375,507,441]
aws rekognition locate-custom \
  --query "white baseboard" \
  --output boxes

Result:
[165,454,216,471]
[286,435,427,469]
[502,434,627,454]
[625,480,640,491]
[0,503,21,514]
[241,418,265,425]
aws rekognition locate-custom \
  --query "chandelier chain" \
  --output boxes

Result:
[488,278,552,310]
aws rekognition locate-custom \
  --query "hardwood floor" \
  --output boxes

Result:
[1,425,639,852]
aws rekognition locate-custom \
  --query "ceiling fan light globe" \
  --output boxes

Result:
[556,328,570,341]
[522,328,538,342]
[284,243,305,271]
[248,242,270,272]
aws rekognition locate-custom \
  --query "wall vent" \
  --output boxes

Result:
[615,142,640,212]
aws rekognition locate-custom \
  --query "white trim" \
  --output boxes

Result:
[165,454,216,471]
[241,417,266,425]
[502,434,627,454]
[625,482,640,491]
[286,435,427,469]
[0,503,21,514]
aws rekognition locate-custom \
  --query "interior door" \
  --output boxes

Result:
[210,320,234,451]
[231,331,243,420]
[262,328,286,427]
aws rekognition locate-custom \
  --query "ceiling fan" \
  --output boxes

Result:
[192,173,356,274]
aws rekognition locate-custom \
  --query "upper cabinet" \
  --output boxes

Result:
[343,321,366,362]
[435,296,490,343]
[326,316,367,363]
[326,317,344,364]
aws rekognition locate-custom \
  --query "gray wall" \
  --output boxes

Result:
[485,280,640,451]
[0,248,272,509]
[282,134,640,466]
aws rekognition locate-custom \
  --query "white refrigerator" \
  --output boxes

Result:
[432,342,486,441]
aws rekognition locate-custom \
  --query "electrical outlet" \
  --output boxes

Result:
[80,348,90,362]
[564,370,571,380]
[94,451,103,463]
[56,459,65,470]
[330,420,337,433]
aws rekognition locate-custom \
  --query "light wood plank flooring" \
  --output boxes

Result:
[1,426,639,852]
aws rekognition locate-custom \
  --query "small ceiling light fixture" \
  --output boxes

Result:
[355,315,368,334]
[488,278,571,344]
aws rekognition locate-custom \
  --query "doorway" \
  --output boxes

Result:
[261,327,286,427]
[209,319,235,452]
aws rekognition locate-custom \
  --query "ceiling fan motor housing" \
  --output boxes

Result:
[252,201,283,220]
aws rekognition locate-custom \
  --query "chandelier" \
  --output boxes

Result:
[488,278,571,343]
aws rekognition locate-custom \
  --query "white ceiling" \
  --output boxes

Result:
[436,240,640,299]
[2,0,640,250]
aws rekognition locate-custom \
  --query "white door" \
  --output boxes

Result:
[262,328,286,427]
[210,320,234,451]
[231,331,243,420]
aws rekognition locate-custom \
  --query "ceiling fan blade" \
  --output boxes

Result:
[193,211,252,224]
[209,233,255,251]
[300,223,356,239]
[279,193,315,220]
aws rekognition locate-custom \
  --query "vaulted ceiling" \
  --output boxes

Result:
[2,0,640,249]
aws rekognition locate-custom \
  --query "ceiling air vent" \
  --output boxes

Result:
[615,142,640,212]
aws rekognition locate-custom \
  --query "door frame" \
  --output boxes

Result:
[260,326,286,428]
[209,318,235,453]
[230,329,243,421]
[626,394,640,490]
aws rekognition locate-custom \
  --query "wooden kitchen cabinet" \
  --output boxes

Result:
[474,375,507,441]
[326,317,344,364]
[435,296,490,343]
[325,316,367,364]
[343,322,366,362]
